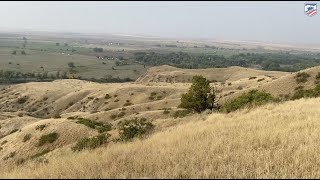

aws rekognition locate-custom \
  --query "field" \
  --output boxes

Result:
[2,31,320,83]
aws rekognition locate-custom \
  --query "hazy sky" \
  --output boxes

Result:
[0,1,319,44]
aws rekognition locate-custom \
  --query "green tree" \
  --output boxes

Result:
[68,62,75,69]
[179,75,218,113]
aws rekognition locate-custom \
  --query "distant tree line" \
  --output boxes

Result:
[0,70,133,84]
[134,51,320,72]
[93,47,103,53]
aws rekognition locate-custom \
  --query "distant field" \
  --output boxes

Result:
[0,38,149,80]
[1,33,319,82]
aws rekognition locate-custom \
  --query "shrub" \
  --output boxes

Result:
[31,149,51,159]
[118,111,126,118]
[110,114,117,120]
[35,124,46,131]
[148,96,155,100]
[37,132,59,146]
[114,94,118,98]
[179,75,218,113]
[17,96,28,104]
[105,94,111,99]
[316,72,320,80]
[150,92,157,96]
[156,95,163,100]
[237,86,243,90]
[123,102,133,106]
[295,72,310,83]
[114,99,119,102]
[249,76,257,80]
[291,84,320,100]
[10,129,19,134]
[22,134,31,142]
[222,90,274,113]
[295,86,304,91]
[16,158,25,166]
[3,151,15,160]
[315,72,320,84]
[163,109,170,114]
[68,102,74,107]
[53,114,61,119]
[118,118,154,141]
[228,82,232,86]
[71,133,110,152]
[173,109,191,118]
[75,118,112,133]
[257,78,265,82]
[1,140,8,145]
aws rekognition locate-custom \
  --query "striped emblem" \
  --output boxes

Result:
[305,3,317,17]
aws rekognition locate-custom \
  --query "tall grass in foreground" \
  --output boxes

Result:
[2,98,320,178]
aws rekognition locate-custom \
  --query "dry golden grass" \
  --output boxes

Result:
[0,79,188,119]
[2,97,320,178]
[136,65,288,83]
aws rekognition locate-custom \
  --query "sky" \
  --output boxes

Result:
[0,1,319,45]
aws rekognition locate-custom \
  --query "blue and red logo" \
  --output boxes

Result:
[305,3,317,17]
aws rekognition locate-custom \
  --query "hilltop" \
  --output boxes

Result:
[136,65,288,83]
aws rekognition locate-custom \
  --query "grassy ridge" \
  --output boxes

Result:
[2,98,320,178]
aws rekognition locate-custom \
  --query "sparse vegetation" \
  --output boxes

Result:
[3,151,16,160]
[16,158,25,166]
[237,86,243,90]
[75,118,112,133]
[295,72,310,83]
[222,90,274,113]
[37,132,59,146]
[163,108,171,114]
[118,118,154,141]
[22,134,31,142]
[173,109,191,118]
[123,100,133,106]
[291,84,320,100]
[249,76,257,80]
[71,133,110,152]
[110,111,126,119]
[1,140,8,145]
[17,96,28,104]
[35,124,46,131]
[257,78,265,82]
[10,129,19,134]
[105,94,111,99]
[31,149,51,159]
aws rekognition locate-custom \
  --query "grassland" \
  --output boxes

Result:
[2,32,320,178]
[1,97,320,178]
